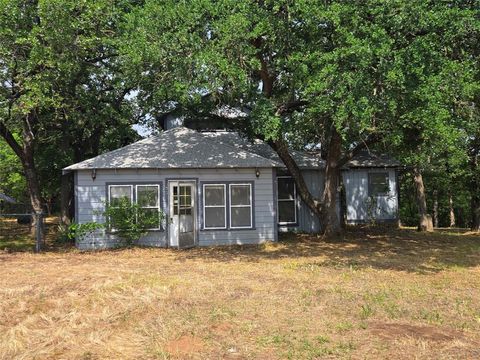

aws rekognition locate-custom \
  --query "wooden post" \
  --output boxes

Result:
[34,212,43,253]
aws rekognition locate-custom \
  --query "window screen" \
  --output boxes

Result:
[277,177,296,224]
[109,185,132,206]
[230,184,252,228]
[368,173,390,196]
[136,185,160,229]
[203,184,226,229]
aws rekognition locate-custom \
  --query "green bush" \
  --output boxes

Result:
[56,221,104,244]
[102,198,165,245]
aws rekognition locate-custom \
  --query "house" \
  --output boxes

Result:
[342,150,401,224]
[63,126,400,250]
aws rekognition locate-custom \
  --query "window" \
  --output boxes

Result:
[229,184,252,229]
[109,185,133,206]
[136,185,161,229]
[277,177,296,224]
[172,185,193,215]
[368,172,390,196]
[108,184,162,231]
[203,184,226,229]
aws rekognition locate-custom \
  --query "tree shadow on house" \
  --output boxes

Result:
[173,227,480,274]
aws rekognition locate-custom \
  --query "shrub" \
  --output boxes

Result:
[57,221,105,244]
[102,198,165,245]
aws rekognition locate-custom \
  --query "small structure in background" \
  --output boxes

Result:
[342,150,401,225]
[0,193,18,215]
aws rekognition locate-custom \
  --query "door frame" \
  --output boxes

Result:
[167,179,198,248]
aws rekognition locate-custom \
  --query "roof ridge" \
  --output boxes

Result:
[198,131,284,167]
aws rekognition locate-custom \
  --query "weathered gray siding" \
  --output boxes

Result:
[75,168,275,249]
[342,168,398,223]
[277,169,325,234]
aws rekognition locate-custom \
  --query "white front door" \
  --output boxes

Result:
[168,181,196,248]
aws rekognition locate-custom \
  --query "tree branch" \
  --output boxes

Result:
[337,133,382,168]
[0,120,24,161]
[275,100,309,116]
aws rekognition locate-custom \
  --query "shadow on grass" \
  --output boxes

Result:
[2,217,479,274]
[173,227,480,274]
[0,217,75,253]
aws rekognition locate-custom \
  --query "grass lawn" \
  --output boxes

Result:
[0,220,479,359]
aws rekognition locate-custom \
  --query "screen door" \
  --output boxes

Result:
[168,181,196,248]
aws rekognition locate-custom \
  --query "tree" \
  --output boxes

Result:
[0,0,138,238]
[122,0,401,236]
[0,137,27,205]
[122,0,478,235]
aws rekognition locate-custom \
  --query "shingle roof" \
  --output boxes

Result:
[0,193,17,203]
[64,127,397,171]
[64,127,283,170]
[201,131,325,169]
[343,150,401,168]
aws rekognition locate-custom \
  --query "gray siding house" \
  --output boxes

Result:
[64,127,400,250]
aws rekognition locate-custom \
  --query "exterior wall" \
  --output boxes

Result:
[277,169,325,234]
[75,168,276,249]
[342,168,398,224]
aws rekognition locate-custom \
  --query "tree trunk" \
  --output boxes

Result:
[60,172,74,225]
[448,192,455,228]
[413,166,433,232]
[470,152,480,231]
[432,189,439,228]
[321,128,342,236]
[471,194,480,232]
[21,120,44,239]
[269,138,323,220]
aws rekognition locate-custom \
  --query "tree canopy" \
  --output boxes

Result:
[0,0,479,237]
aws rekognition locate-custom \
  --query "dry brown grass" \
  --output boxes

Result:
[0,223,480,359]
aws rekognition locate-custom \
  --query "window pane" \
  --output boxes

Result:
[138,208,160,228]
[369,173,389,195]
[231,207,251,227]
[278,201,296,223]
[173,196,179,215]
[110,186,131,206]
[137,186,159,207]
[180,207,192,215]
[180,194,190,206]
[278,178,295,200]
[204,207,225,228]
[231,185,251,206]
[204,185,225,206]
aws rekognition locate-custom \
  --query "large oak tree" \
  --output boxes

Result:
[123,0,478,234]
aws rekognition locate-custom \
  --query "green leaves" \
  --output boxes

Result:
[102,198,166,245]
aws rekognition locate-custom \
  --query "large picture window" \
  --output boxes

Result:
[277,177,297,224]
[229,184,252,229]
[203,184,226,229]
[368,173,390,196]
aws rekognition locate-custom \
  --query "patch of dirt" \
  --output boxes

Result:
[211,322,232,336]
[369,322,468,342]
[165,335,204,356]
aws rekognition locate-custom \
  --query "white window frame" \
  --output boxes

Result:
[277,176,297,225]
[107,185,133,231]
[229,183,253,229]
[136,184,161,230]
[108,184,133,205]
[203,184,227,230]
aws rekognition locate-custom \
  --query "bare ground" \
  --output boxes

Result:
[0,221,479,359]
